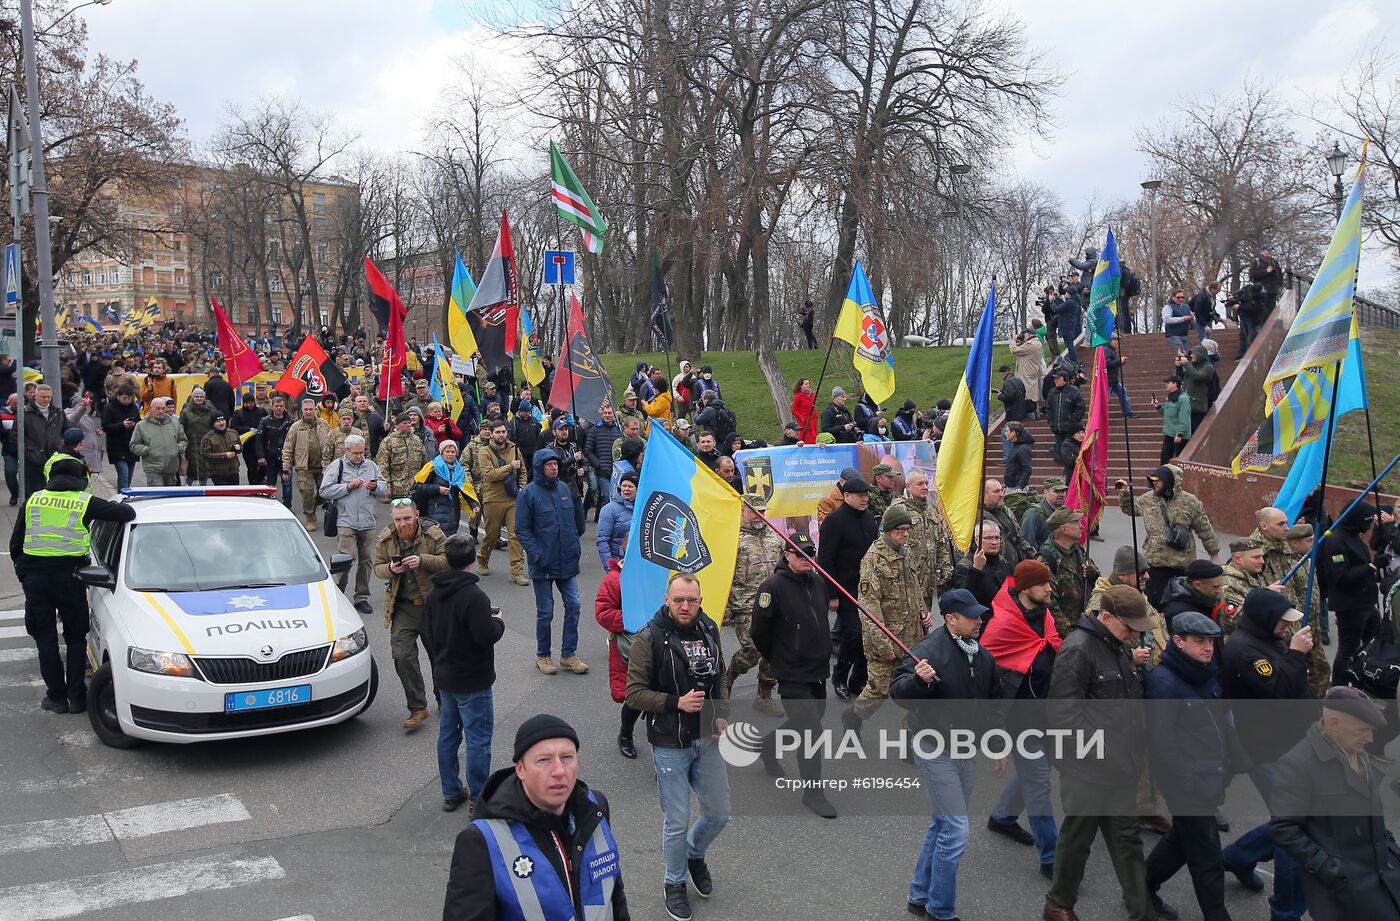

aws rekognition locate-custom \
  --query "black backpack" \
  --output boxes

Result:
[1205,366,1221,407]
[1346,581,1400,698]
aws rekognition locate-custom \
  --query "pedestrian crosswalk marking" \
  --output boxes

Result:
[0,674,43,688]
[0,626,27,640]
[0,648,36,662]
[0,610,23,624]
[0,793,251,855]
[0,852,285,920]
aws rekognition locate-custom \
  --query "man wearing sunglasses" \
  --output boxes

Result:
[625,572,730,921]
[373,499,448,731]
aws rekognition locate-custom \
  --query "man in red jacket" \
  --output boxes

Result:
[980,560,1064,878]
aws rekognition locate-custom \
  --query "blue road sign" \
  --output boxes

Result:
[4,242,18,307]
[542,249,576,287]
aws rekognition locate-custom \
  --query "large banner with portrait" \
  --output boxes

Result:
[733,441,939,544]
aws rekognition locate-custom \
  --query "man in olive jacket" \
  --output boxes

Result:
[372,501,447,732]
[1043,585,1161,921]
[1115,464,1220,608]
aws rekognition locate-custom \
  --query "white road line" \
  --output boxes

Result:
[0,852,285,921]
[8,765,112,795]
[0,626,27,640]
[0,648,34,663]
[0,610,22,623]
[272,916,316,921]
[0,675,43,688]
[0,793,251,856]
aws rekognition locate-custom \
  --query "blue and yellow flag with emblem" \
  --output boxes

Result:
[1086,226,1121,347]
[621,424,742,631]
[832,260,895,404]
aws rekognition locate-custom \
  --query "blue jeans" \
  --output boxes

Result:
[653,740,732,884]
[533,576,581,658]
[991,737,1058,866]
[4,453,17,500]
[437,688,493,801]
[1000,429,1012,465]
[1221,763,1305,921]
[1109,381,1134,416]
[1195,320,1211,343]
[113,459,132,492]
[1061,337,1079,365]
[909,753,976,919]
[593,472,612,509]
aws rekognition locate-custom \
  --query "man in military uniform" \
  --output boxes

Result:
[1219,537,1285,636]
[376,411,428,498]
[11,457,135,713]
[1037,507,1100,637]
[1019,477,1067,552]
[843,505,929,737]
[889,468,953,601]
[868,463,899,523]
[982,478,1035,565]
[1286,522,1330,644]
[1088,545,1167,666]
[719,499,787,717]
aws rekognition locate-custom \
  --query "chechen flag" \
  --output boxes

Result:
[550,141,607,254]
[365,257,407,399]
[465,211,518,374]
[211,296,263,389]
[276,334,346,402]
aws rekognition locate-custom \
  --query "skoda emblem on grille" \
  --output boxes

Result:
[258,645,275,660]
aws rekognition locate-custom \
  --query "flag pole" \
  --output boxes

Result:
[1281,450,1400,586]
[1363,402,1382,512]
[1115,338,1141,562]
[809,333,838,435]
[1302,360,1346,626]
[743,496,915,657]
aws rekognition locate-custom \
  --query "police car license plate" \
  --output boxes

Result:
[224,685,312,712]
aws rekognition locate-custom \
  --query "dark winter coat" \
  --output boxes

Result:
[624,605,729,749]
[1221,595,1317,765]
[751,558,830,683]
[584,418,622,480]
[202,374,235,418]
[1324,503,1380,613]
[820,401,858,443]
[1053,291,1083,339]
[1046,383,1085,435]
[100,399,141,464]
[891,625,1003,734]
[817,501,879,614]
[1270,723,1400,921]
[443,771,630,921]
[1145,642,1229,812]
[1048,613,1147,792]
[515,447,585,580]
[998,375,1028,422]
[425,569,503,694]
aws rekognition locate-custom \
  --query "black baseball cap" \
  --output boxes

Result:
[939,588,990,619]
[785,534,816,558]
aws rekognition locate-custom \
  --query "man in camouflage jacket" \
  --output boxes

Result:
[1218,537,1277,636]
[868,463,899,524]
[376,412,428,499]
[1037,507,1100,637]
[846,505,929,731]
[720,500,787,716]
[890,468,953,601]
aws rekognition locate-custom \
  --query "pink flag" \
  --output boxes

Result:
[1067,345,1110,543]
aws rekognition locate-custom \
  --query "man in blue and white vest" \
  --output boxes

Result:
[443,713,630,921]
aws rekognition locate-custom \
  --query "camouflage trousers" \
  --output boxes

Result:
[724,609,774,690]
[854,655,898,720]
[1307,637,1331,699]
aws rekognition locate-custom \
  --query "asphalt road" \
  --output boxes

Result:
[0,469,1331,921]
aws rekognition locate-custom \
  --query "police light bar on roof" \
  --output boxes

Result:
[119,486,279,501]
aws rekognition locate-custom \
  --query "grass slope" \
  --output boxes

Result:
[599,344,1012,437]
[1313,327,1400,496]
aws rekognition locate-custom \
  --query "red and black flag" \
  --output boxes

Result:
[365,257,408,399]
[276,335,347,402]
[549,288,614,420]
[465,211,518,373]
[364,255,408,334]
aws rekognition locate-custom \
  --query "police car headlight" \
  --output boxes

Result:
[128,646,196,678]
[330,628,368,662]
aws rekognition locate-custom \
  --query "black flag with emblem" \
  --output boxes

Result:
[549,288,614,419]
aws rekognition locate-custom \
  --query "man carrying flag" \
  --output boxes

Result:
[211,296,264,389]
[466,212,518,375]
[833,260,895,405]
[550,141,608,254]
[935,281,996,554]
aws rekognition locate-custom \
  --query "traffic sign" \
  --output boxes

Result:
[542,249,576,287]
[4,242,18,309]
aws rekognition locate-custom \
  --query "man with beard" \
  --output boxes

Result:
[283,398,333,530]
[231,392,267,485]
[1116,465,1220,608]
[1020,477,1067,552]
[472,421,528,586]
[372,500,448,732]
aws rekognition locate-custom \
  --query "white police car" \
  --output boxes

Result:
[77,486,377,747]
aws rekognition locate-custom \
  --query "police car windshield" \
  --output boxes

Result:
[124,520,327,592]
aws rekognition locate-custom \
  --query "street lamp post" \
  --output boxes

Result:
[950,163,970,343]
[1326,141,1347,222]
[1141,179,1163,331]
[17,0,112,392]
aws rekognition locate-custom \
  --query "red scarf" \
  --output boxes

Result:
[981,578,1063,674]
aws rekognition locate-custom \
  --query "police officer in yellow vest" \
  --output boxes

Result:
[10,456,134,714]
[41,428,89,480]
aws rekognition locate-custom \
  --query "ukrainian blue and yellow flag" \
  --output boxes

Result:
[621,424,742,631]
[1275,316,1367,523]
[77,316,102,333]
[446,247,479,361]
[427,334,463,418]
[519,301,546,387]
[934,280,996,553]
[1086,226,1121,347]
[833,260,895,404]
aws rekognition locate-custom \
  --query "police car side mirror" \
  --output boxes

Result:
[76,563,116,591]
[328,553,354,577]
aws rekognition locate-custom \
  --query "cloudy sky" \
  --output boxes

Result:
[80,0,1396,280]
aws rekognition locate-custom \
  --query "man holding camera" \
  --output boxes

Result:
[625,573,731,921]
